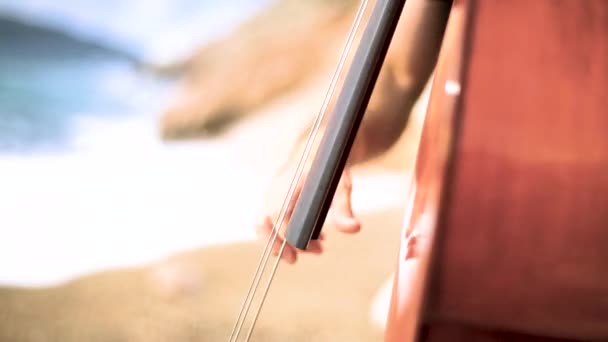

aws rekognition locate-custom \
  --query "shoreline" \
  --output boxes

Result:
[0,205,406,341]
[0,72,424,288]
[0,55,430,340]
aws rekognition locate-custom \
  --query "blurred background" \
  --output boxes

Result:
[0,0,425,340]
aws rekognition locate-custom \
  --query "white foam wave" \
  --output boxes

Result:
[0,132,272,287]
[0,136,407,288]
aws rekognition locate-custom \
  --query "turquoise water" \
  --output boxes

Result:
[0,0,270,154]
[0,16,168,153]
[0,3,271,286]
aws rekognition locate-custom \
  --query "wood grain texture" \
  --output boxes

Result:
[423,0,608,340]
[386,0,608,341]
[384,0,468,340]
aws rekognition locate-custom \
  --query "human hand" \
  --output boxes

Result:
[255,166,361,264]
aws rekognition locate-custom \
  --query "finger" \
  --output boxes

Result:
[332,214,361,233]
[264,180,304,240]
[303,240,323,254]
[282,244,297,264]
[255,217,282,254]
[282,177,305,225]
[255,216,275,240]
[330,171,361,233]
[256,216,298,264]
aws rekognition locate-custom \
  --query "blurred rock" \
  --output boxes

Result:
[160,0,358,139]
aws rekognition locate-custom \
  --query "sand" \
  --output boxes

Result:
[0,207,406,342]
[0,71,429,341]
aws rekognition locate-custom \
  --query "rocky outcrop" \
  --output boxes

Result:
[160,0,358,139]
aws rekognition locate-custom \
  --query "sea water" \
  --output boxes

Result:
[0,1,271,287]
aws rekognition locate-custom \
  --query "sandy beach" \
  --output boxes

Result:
[0,70,429,340]
[0,206,407,342]
[0,1,431,337]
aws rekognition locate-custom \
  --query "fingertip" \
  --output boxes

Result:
[283,246,297,264]
[305,241,324,254]
[335,216,361,233]
[256,216,272,235]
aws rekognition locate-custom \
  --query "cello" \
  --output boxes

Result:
[230,0,608,341]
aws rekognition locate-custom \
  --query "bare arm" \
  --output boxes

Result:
[288,0,452,168]
[259,0,454,263]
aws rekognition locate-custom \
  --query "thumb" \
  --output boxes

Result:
[330,170,360,233]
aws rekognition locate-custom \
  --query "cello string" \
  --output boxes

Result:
[238,1,370,341]
[228,123,309,340]
[229,0,369,340]
[243,239,288,342]
[231,0,367,337]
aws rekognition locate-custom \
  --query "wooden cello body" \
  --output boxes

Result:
[385,1,608,341]
[230,1,608,340]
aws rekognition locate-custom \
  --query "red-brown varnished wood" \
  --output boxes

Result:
[421,0,608,341]
[385,0,608,341]
[384,0,470,340]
